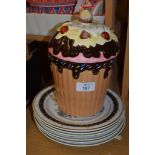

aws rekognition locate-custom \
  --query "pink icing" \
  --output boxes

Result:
[48,47,118,63]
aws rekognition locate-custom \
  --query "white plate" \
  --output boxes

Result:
[33,86,124,131]
[34,112,124,138]
[35,119,125,147]
[34,115,125,141]
[33,107,125,134]
[36,120,125,145]
[33,106,125,134]
[34,111,125,137]
[32,85,125,146]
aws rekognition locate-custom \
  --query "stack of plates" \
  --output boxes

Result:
[33,85,125,147]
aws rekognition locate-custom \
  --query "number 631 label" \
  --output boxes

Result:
[76,82,95,92]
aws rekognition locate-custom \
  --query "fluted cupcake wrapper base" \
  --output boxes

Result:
[51,63,112,117]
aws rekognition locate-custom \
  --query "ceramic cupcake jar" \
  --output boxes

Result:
[48,10,119,117]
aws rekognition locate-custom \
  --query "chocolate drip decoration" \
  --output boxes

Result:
[49,35,119,59]
[103,40,119,59]
[49,55,115,79]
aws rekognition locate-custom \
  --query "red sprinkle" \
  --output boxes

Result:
[101,32,110,40]
[60,26,68,34]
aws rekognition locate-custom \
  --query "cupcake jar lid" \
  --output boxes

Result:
[48,9,120,79]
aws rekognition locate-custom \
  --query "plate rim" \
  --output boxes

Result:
[33,109,125,134]
[34,113,125,137]
[35,119,126,147]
